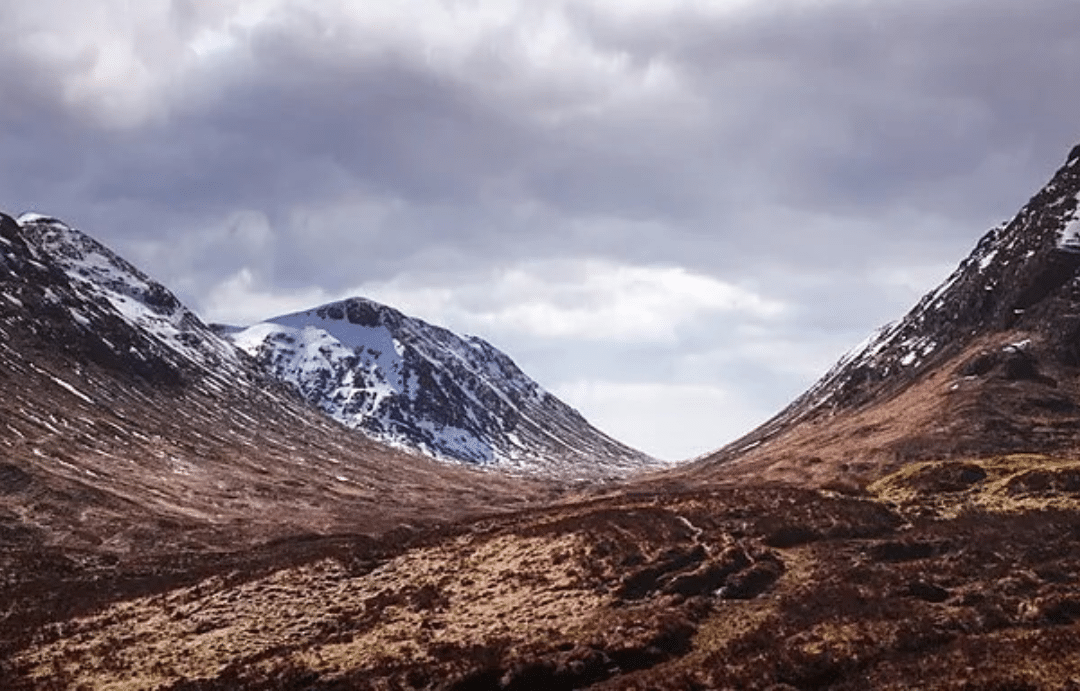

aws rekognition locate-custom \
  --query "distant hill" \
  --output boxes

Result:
[222,298,656,478]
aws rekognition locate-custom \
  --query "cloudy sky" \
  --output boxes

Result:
[3,0,1080,460]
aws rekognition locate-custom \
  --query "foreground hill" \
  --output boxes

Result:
[223,298,655,478]
[687,144,1080,488]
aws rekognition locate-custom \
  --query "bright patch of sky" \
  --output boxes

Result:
[551,380,771,462]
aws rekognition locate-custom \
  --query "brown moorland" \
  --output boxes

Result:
[4,467,1080,690]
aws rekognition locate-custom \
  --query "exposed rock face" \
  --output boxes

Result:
[224,298,657,478]
[691,143,1080,484]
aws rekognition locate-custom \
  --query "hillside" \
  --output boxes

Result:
[0,212,552,558]
[683,144,1080,489]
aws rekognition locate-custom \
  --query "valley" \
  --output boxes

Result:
[4,143,1080,689]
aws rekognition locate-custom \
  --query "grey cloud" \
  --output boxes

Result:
[575,0,1080,215]
[3,0,1080,457]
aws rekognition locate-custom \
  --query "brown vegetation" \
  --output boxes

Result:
[5,466,1080,690]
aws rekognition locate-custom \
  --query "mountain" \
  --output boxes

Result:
[222,299,656,477]
[9,149,1080,690]
[0,212,548,557]
[688,143,1080,487]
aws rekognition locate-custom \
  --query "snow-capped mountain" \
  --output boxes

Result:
[692,142,1080,484]
[6,210,652,481]
[222,298,656,477]
[0,210,546,553]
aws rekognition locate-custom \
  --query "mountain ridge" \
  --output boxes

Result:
[7,210,654,480]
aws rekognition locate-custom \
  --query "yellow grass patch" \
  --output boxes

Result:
[869,454,1080,516]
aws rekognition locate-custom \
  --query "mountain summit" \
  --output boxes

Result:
[12,212,248,384]
[223,298,656,478]
[693,143,1080,486]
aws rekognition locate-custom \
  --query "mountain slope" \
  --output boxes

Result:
[224,299,656,478]
[687,143,1080,486]
[16,213,247,381]
[0,212,549,558]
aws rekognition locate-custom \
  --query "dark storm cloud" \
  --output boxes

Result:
[3,0,1080,457]
[3,2,1077,227]
[7,0,1078,283]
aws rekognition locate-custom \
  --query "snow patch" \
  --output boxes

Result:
[1004,339,1031,353]
[229,320,404,427]
[16,212,66,227]
[68,307,91,327]
[1057,193,1080,252]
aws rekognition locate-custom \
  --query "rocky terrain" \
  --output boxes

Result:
[223,298,654,478]
[6,144,1080,689]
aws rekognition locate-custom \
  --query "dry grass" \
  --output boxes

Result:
[870,453,1080,516]
[7,483,1080,690]
[11,530,602,689]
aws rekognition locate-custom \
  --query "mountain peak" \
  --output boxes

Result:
[311,296,403,329]
[1067,142,1080,166]
[16,212,68,228]
[14,212,246,382]
[226,295,656,478]
[799,145,1080,412]
[690,141,1080,486]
